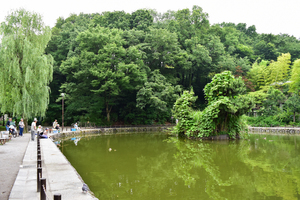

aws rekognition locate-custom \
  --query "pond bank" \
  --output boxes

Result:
[9,135,98,200]
[50,126,172,140]
[249,126,300,134]
[9,127,171,199]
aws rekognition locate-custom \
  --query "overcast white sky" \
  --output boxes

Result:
[0,0,299,38]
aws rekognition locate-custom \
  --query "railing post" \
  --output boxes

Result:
[54,193,62,200]
[37,159,42,168]
[37,134,40,143]
[40,178,46,200]
[37,167,42,192]
[38,153,41,160]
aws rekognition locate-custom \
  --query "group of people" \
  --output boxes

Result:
[52,119,60,130]
[30,118,49,141]
[5,117,76,141]
[6,118,25,136]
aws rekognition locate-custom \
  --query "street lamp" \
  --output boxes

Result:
[61,93,65,132]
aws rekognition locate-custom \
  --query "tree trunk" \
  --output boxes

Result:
[106,104,112,122]
[24,118,28,133]
[294,112,296,123]
[106,110,110,122]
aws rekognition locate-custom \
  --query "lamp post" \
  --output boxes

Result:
[61,93,65,132]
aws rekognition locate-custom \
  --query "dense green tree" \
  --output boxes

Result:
[285,93,300,122]
[0,9,53,127]
[44,13,96,124]
[32,7,300,126]
[266,53,291,86]
[137,70,181,119]
[142,28,186,82]
[173,71,254,138]
[61,26,148,122]
[92,11,131,30]
[262,87,286,116]
[130,9,153,31]
[253,40,278,61]
[248,60,269,90]
[289,59,300,93]
[167,6,209,48]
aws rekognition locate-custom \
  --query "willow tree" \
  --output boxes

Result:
[0,9,53,129]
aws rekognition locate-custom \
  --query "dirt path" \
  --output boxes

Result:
[0,133,30,200]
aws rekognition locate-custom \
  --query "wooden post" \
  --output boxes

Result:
[54,193,62,200]
[40,178,46,200]
[37,167,42,192]
[37,159,42,168]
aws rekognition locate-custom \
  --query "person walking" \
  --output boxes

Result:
[18,118,24,136]
[31,118,37,141]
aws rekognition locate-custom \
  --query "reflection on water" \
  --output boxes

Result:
[60,133,300,200]
[71,137,81,146]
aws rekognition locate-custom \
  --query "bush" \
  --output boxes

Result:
[245,115,285,127]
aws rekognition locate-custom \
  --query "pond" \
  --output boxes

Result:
[59,133,300,200]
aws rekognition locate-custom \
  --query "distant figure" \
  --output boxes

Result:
[53,119,58,129]
[74,123,79,130]
[82,183,89,193]
[40,128,49,139]
[18,118,24,136]
[6,118,12,131]
[44,128,49,136]
[37,125,43,135]
[31,118,37,141]
[176,119,178,124]
[55,124,60,130]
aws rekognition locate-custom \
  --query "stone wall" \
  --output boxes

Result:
[51,126,172,140]
[249,127,300,134]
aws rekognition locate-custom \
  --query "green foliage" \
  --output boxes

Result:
[246,116,276,127]
[10,6,298,126]
[60,26,148,122]
[172,89,198,136]
[172,71,254,138]
[289,59,300,93]
[0,9,53,119]
[284,93,300,122]
[136,70,181,116]
[262,87,286,116]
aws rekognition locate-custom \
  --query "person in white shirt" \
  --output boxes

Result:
[18,118,24,136]
[31,118,37,141]
[53,119,57,129]
[74,123,80,130]
[37,125,43,134]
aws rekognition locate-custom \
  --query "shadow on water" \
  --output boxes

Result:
[59,132,300,200]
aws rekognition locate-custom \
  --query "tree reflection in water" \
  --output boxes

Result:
[60,134,300,200]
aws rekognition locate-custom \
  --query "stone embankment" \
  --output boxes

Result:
[9,134,98,200]
[50,126,172,140]
[249,126,300,134]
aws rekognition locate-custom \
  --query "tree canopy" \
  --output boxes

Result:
[0,9,53,120]
[2,6,300,127]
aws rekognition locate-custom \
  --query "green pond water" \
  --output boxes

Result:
[59,133,300,200]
